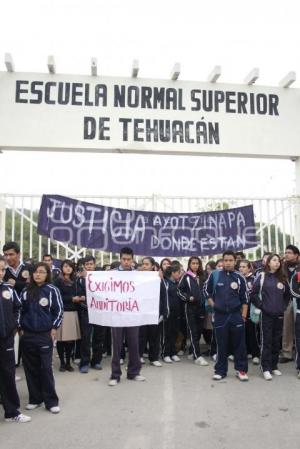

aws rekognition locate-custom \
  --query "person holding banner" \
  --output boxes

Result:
[109,247,145,386]
[139,257,162,367]
[178,257,209,366]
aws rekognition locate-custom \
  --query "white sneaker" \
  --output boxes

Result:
[272,369,282,376]
[212,374,225,381]
[49,406,60,414]
[163,356,172,363]
[177,350,184,356]
[252,357,260,365]
[5,413,31,423]
[133,375,146,381]
[120,358,124,365]
[187,354,194,360]
[73,358,80,365]
[236,371,249,381]
[263,371,273,381]
[228,355,234,361]
[171,355,181,362]
[140,357,145,364]
[195,356,209,366]
[151,360,162,367]
[108,379,119,386]
[212,354,217,362]
[25,403,42,410]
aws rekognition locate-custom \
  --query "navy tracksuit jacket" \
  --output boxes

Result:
[20,283,63,409]
[0,282,22,418]
[250,272,290,372]
[204,269,248,376]
[4,263,32,296]
[178,272,206,359]
[161,278,181,358]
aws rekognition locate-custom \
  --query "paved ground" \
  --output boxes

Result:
[1,355,300,449]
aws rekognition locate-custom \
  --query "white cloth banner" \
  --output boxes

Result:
[86,271,161,327]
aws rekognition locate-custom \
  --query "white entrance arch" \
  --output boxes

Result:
[0,59,299,253]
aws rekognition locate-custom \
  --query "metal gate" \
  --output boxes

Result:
[0,193,298,263]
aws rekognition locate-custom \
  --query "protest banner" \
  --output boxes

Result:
[38,194,257,256]
[86,270,161,327]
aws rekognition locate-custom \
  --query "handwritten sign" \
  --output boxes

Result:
[86,271,160,327]
[37,194,257,256]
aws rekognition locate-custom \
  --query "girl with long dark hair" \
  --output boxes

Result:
[20,262,63,413]
[54,260,82,372]
[178,257,209,366]
[250,254,290,380]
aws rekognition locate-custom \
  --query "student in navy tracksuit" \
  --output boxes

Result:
[20,262,63,413]
[139,257,163,367]
[250,254,290,380]
[0,258,31,423]
[289,267,300,378]
[3,241,33,368]
[239,260,260,365]
[204,251,249,381]
[161,265,182,363]
[178,257,208,366]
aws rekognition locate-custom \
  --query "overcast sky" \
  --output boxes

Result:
[0,0,299,199]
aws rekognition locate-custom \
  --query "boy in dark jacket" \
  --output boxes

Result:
[204,251,249,381]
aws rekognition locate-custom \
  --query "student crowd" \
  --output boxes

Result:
[1,241,300,423]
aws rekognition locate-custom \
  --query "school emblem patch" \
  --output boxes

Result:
[2,290,11,300]
[230,282,238,290]
[277,282,284,290]
[22,270,30,279]
[39,297,49,307]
